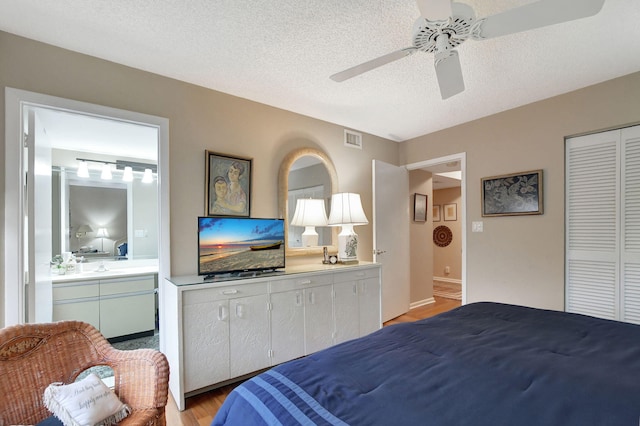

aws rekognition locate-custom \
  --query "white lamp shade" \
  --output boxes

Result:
[327,193,368,226]
[142,168,154,183]
[122,166,134,182]
[77,224,93,233]
[290,199,328,227]
[77,160,90,178]
[101,163,113,180]
[96,227,109,238]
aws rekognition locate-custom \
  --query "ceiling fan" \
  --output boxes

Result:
[330,0,606,99]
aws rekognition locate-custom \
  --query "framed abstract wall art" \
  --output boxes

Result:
[205,151,252,217]
[481,170,543,217]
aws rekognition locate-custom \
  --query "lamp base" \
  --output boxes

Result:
[300,226,319,247]
[337,224,359,262]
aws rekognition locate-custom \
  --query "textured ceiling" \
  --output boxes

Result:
[1,0,639,142]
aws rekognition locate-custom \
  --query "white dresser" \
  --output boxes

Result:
[162,262,381,410]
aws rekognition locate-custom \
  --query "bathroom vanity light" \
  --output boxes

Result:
[76,160,90,178]
[75,158,157,183]
[141,168,154,183]
[101,163,113,180]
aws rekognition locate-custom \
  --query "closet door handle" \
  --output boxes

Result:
[235,303,244,318]
[296,292,302,306]
[221,289,238,295]
[308,291,315,305]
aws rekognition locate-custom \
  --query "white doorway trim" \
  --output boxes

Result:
[405,152,466,305]
[4,88,171,329]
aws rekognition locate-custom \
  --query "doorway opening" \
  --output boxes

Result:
[406,153,466,304]
[4,88,170,352]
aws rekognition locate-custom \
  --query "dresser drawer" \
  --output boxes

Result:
[270,273,333,293]
[100,276,155,296]
[333,266,380,283]
[183,282,268,305]
[53,282,100,301]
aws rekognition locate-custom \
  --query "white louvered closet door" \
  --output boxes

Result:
[620,126,640,324]
[566,125,640,325]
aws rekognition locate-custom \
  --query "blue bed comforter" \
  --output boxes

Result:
[212,302,640,425]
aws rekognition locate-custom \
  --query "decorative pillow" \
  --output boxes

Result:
[43,373,131,426]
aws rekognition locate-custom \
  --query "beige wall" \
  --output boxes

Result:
[433,187,462,281]
[409,170,433,305]
[0,31,399,326]
[2,30,640,324]
[400,71,640,311]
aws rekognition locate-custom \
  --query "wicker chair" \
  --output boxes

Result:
[0,320,169,425]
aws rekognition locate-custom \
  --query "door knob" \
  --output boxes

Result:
[373,249,386,255]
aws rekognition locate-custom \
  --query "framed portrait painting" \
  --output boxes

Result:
[205,151,252,217]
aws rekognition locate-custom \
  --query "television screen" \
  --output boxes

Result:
[198,217,285,277]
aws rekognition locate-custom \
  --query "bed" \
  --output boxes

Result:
[212,302,640,426]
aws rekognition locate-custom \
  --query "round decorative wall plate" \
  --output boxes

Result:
[433,225,453,247]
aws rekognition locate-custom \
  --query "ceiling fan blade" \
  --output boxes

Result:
[416,0,452,21]
[330,47,418,82]
[434,50,465,99]
[477,0,605,39]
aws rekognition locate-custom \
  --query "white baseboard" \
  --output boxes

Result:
[433,277,462,284]
[410,297,435,309]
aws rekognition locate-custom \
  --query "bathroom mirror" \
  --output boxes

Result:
[279,148,338,257]
[53,167,159,263]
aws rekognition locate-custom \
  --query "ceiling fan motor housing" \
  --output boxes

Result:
[412,2,479,56]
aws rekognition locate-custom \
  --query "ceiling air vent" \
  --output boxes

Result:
[344,129,362,149]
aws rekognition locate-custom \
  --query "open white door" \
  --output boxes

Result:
[27,107,54,322]
[373,160,410,321]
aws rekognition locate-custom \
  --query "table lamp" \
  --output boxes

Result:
[290,198,328,247]
[96,227,109,252]
[327,193,368,262]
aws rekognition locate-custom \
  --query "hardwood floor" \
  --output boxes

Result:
[164,296,461,425]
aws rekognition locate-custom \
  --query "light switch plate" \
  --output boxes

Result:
[472,221,483,232]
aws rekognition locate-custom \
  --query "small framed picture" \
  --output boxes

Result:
[433,205,441,222]
[413,193,427,222]
[444,203,457,221]
[205,151,252,217]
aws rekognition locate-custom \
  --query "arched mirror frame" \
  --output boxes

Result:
[279,147,339,257]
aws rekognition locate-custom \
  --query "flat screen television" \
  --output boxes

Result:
[198,216,285,278]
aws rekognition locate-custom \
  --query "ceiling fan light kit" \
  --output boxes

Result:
[330,0,606,99]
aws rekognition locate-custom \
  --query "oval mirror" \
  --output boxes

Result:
[279,148,338,257]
